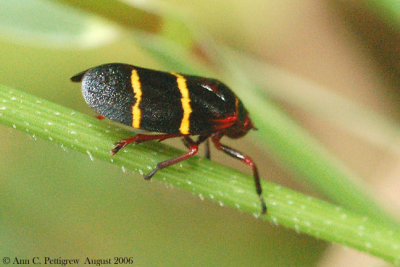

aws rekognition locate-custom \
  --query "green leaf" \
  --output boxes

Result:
[1,85,400,264]
[0,0,118,47]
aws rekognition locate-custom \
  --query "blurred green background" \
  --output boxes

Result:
[1,0,400,266]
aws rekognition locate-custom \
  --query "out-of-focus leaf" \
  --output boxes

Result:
[0,0,119,48]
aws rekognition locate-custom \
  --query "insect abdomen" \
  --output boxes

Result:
[72,63,238,135]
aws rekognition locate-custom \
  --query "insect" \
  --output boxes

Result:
[71,63,266,214]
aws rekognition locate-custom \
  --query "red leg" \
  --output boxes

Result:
[182,135,211,159]
[144,136,198,179]
[111,133,182,155]
[211,133,266,214]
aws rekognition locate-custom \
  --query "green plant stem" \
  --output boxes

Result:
[1,85,400,263]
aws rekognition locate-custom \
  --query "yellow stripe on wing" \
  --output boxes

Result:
[171,72,192,135]
[131,69,142,128]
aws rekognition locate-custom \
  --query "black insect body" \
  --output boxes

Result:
[71,63,266,214]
